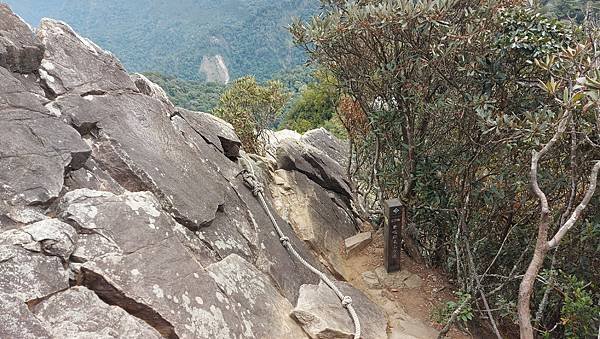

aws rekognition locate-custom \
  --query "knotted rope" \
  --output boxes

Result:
[240,158,361,339]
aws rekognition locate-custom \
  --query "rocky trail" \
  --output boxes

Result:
[0,3,470,338]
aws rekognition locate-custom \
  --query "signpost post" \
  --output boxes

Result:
[384,199,403,273]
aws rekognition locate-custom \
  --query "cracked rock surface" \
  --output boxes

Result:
[0,4,387,339]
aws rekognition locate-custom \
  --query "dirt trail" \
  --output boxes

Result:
[339,230,473,339]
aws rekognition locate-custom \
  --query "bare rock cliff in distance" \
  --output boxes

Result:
[0,4,387,339]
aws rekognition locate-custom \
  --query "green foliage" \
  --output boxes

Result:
[214,76,290,154]
[557,273,599,338]
[280,71,342,135]
[433,292,474,327]
[271,65,316,93]
[497,8,577,59]
[143,72,225,112]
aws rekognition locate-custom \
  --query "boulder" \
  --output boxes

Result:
[131,72,173,108]
[275,137,353,199]
[0,4,44,73]
[292,281,388,339]
[175,108,242,158]
[302,128,349,168]
[36,19,137,96]
[32,286,162,339]
[21,218,78,261]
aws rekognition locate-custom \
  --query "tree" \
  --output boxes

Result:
[518,43,600,339]
[292,1,600,337]
[214,76,290,154]
[280,70,344,135]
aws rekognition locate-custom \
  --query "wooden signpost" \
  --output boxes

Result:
[384,198,403,273]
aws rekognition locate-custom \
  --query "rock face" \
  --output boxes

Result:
[266,128,363,279]
[0,5,386,339]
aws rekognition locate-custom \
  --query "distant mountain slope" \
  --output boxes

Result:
[4,0,318,81]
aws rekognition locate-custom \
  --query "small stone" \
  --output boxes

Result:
[374,266,412,289]
[404,274,423,289]
[344,231,372,256]
[361,270,382,289]
[381,289,395,301]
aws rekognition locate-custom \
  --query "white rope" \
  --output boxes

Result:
[240,158,361,339]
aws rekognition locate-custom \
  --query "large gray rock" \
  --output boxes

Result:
[0,105,91,206]
[0,4,44,73]
[292,281,388,339]
[302,128,349,168]
[62,189,238,338]
[276,137,354,199]
[32,286,162,339]
[0,292,52,339]
[175,108,242,158]
[36,19,137,96]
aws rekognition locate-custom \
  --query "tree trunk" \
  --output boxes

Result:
[401,205,425,263]
[517,214,550,339]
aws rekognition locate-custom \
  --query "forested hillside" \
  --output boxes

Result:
[5,0,318,81]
